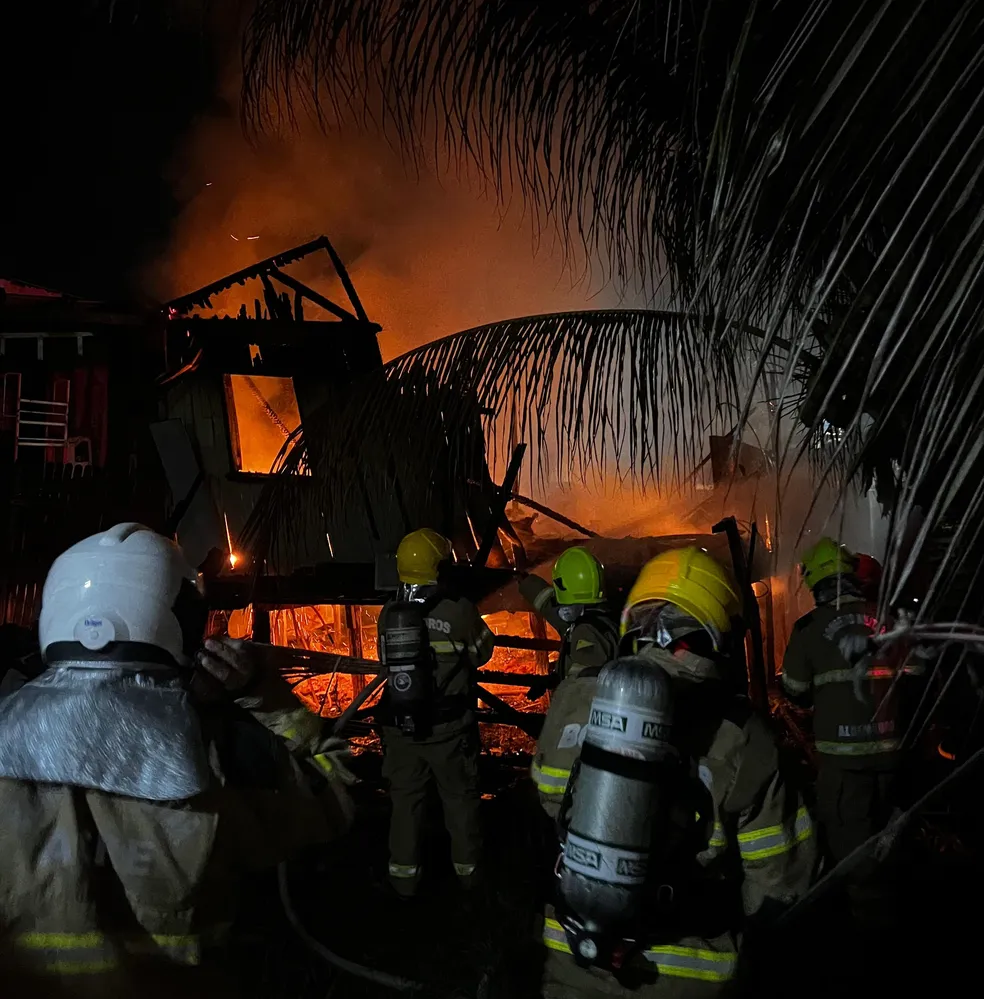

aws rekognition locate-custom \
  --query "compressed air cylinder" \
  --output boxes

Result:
[379,601,431,731]
[559,656,676,932]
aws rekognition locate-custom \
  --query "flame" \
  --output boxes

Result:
[208,604,555,756]
[938,743,956,761]
[228,553,239,568]
[225,374,302,474]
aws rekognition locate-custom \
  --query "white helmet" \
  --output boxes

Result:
[39,523,205,666]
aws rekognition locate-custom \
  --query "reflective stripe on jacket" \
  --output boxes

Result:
[543,917,737,983]
[10,930,205,973]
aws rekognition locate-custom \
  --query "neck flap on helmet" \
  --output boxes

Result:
[0,664,210,800]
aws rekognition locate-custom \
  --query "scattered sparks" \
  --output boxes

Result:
[247,235,259,240]
[223,512,237,570]
[230,234,239,241]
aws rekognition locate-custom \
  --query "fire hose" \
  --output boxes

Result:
[277,861,426,994]
[279,671,433,993]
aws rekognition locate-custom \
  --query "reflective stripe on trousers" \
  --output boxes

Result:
[542,919,736,982]
[12,931,201,974]
[814,666,895,687]
[388,862,420,879]
[532,763,570,796]
[815,739,900,756]
[737,806,813,861]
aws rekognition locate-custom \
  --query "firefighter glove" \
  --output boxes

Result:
[312,736,358,785]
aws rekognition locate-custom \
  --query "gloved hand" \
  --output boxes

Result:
[311,736,358,785]
[191,637,256,701]
[525,672,560,701]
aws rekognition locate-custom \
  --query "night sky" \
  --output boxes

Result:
[1,7,224,300]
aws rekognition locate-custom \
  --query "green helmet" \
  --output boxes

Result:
[552,546,605,605]
[799,537,857,590]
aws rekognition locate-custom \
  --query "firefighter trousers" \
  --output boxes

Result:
[381,721,482,896]
[815,761,898,926]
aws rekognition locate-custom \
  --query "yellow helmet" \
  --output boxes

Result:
[552,546,605,605]
[621,547,740,652]
[799,537,856,590]
[396,529,452,585]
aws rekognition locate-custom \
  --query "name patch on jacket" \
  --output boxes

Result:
[425,617,452,635]
[837,720,895,738]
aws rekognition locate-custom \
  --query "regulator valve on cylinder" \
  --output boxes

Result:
[556,655,677,970]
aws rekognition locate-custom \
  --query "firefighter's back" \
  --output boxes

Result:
[0,778,238,998]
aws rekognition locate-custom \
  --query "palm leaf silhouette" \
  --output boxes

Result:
[240,0,984,628]
[241,309,822,571]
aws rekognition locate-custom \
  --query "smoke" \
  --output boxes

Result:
[148,65,626,359]
[152,48,889,606]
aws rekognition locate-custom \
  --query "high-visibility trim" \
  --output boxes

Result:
[13,930,202,973]
[430,640,460,655]
[574,639,594,652]
[815,738,899,756]
[542,919,735,982]
[388,862,420,879]
[814,666,895,687]
[707,821,727,849]
[780,673,811,695]
[453,862,478,876]
[17,932,105,949]
[532,587,555,612]
[42,959,119,975]
[312,753,335,776]
[738,806,813,861]
[532,762,570,795]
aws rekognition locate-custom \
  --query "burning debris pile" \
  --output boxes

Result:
[208,603,554,755]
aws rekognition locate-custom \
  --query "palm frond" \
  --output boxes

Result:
[244,309,814,570]
[242,0,984,628]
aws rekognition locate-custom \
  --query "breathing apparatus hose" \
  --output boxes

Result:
[277,861,426,993]
[330,671,387,736]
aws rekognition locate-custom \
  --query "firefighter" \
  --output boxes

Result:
[520,546,620,682]
[0,523,355,997]
[781,537,918,926]
[538,547,817,997]
[378,528,496,898]
[523,547,619,808]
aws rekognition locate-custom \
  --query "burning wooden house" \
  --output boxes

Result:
[152,238,532,724]
[0,247,787,755]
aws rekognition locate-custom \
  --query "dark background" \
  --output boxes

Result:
[0,5,229,300]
